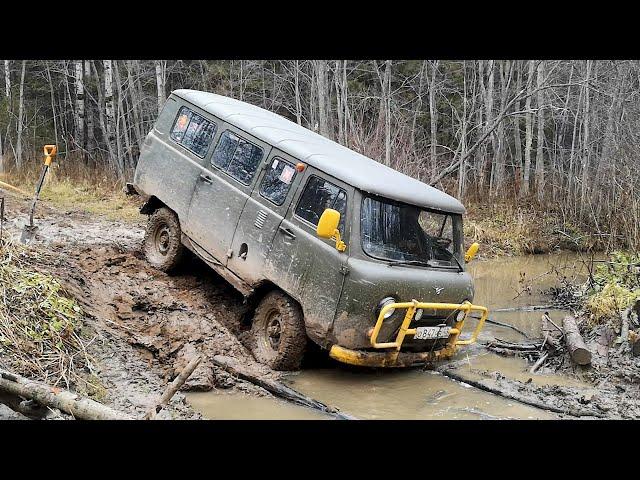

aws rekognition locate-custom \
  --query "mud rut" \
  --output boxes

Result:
[1,194,279,419]
[2,192,640,420]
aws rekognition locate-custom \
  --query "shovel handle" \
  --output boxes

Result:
[43,145,57,166]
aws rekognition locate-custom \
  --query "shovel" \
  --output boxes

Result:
[20,145,57,244]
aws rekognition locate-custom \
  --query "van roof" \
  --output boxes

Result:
[173,89,465,214]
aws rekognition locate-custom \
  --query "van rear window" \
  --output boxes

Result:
[295,175,347,231]
[211,131,264,185]
[170,106,217,158]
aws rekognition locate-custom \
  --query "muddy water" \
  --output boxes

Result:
[189,252,591,420]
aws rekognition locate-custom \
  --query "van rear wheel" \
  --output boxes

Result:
[249,291,307,371]
[143,207,184,272]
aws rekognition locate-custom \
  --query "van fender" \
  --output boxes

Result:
[140,195,165,215]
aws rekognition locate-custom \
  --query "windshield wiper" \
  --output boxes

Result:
[386,259,437,268]
[432,245,464,272]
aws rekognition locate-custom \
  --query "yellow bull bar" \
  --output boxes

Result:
[329,300,489,367]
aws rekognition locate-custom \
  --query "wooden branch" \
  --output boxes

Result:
[144,354,202,420]
[541,313,562,351]
[211,355,356,420]
[437,367,603,418]
[562,316,592,365]
[530,352,549,374]
[0,369,132,420]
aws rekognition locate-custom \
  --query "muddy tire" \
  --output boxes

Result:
[143,207,184,272]
[249,291,307,371]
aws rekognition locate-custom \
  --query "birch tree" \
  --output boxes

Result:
[155,60,166,115]
[15,60,26,168]
[74,60,84,152]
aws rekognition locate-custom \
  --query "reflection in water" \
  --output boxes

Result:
[188,253,593,420]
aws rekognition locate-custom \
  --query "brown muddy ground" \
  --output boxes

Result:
[0,191,279,419]
[1,189,638,420]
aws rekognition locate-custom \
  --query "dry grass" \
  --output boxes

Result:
[2,166,141,223]
[0,238,97,391]
[464,201,603,258]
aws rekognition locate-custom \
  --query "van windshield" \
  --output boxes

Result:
[360,196,462,268]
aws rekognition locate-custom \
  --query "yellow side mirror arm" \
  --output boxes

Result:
[334,229,347,252]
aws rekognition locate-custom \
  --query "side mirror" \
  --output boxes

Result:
[465,242,479,263]
[317,208,346,252]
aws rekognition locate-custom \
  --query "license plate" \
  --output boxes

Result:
[414,326,450,340]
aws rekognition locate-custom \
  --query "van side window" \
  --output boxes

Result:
[295,175,347,231]
[212,130,264,185]
[259,157,297,205]
[170,106,217,158]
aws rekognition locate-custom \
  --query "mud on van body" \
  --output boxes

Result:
[131,89,488,370]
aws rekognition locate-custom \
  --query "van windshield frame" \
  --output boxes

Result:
[360,194,464,269]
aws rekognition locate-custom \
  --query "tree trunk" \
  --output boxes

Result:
[92,61,119,177]
[384,60,392,167]
[522,60,535,196]
[535,60,545,201]
[427,60,439,177]
[74,60,85,153]
[294,60,302,125]
[15,60,26,168]
[0,369,132,420]
[512,61,523,196]
[315,60,330,138]
[45,61,59,148]
[125,60,144,153]
[104,60,115,142]
[155,60,166,115]
[562,315,592,365]
[3,60,9,99]
[580,60,593,216]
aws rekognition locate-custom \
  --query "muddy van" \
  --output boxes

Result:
[131,89,489,370]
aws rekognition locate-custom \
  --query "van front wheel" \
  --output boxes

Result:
[249,291,307,371]
[143,207,184,272]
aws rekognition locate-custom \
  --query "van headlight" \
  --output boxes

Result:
[456,310,466,322]
[414,309,424,321]
[376,297,397,319]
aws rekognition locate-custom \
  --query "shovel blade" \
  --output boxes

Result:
[20,225,38,244]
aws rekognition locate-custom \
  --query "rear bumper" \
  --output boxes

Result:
[329,300,488,368]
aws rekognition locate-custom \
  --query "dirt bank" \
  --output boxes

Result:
[0,191,279,419]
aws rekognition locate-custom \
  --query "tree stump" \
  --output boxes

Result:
[562,315,592,365]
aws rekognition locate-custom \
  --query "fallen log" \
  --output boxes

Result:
[0,369,132,420]
[493,305,559,313]
[436,367,603,418]
[144,354,202,420]
[211,355,356,420]
[562,315,592,365]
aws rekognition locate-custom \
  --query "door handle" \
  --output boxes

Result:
[199,173,213,184]
[278,226,296,239]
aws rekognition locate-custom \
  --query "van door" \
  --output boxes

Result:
[226,150,303,284]
[184,125,271,264]
[264,169,352,346]
[136,99,219,222]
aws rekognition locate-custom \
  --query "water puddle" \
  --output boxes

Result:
[189,252,595,420]
[186,391,330,420]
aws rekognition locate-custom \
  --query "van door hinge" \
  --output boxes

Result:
[340,264,349,275]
